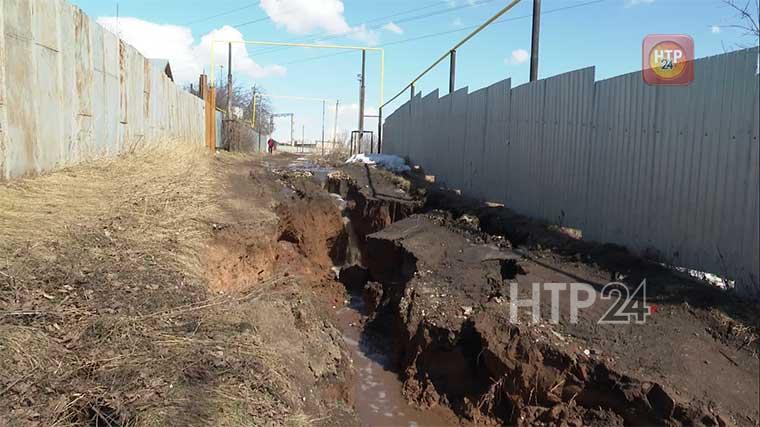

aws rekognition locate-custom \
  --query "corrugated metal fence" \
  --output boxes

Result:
[383,48,760,297]
[0,0,206,179]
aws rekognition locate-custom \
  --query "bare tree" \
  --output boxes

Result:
[212,82,276,135]
[182,80,276,134]
[723,0,760,45]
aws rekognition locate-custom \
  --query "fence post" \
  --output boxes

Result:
[199,74,216,151]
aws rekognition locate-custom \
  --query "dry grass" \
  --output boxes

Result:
[0,141,219,278]
[0,142,345,426]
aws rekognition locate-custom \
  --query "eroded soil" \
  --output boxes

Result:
[1,149,758,427]
[326,162,759,427]
[0,150,356,426]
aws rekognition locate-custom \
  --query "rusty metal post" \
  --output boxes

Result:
[200,74,212,150]
[199,74,207,100]
[210,87,217,150]
[203,73,217,152]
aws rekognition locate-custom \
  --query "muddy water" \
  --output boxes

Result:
[335,292,458,427]
[332,200,457,426]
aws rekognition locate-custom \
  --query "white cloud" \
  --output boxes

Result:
[445,0,482,7]
[97,17,286,84]
[349,25,380,45]
[505,49,529,65]
[259,0,379,44]
[452,17,464,27]
[196,26,287,80]
[382,22,404,35]
[625,0,654,7]
[329,103,378,141]
[711,25,721,34]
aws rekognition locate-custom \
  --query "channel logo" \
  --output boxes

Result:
[642,34,695,85]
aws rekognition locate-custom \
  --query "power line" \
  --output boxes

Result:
[233,15,273,28]
[188,0,499,57]
[245,1,444,55]
[246,0,500,57]
[280,0,606,66]
[184,2,260,26]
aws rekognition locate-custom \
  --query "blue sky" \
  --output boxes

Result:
[72,0,758,141]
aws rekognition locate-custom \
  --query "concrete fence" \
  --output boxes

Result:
[0,0,206,179]
[383,48,760,297]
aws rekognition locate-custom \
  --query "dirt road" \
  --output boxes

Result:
[1,148,757,426]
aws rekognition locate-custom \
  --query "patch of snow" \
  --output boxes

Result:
[346,153,411,173]
[659,263,733,289]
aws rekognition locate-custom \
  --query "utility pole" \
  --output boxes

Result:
[252,89,260,152]
[359,50,367,132]
[251,86,256,130]
[321,100,326,156]
[377,107,382,154]
[357,50,367,152]
[270,115,274,153]
[358,50,366,136]
[449,50,457,94]
[529,0,541,82]
[290,114,294,146]
[226,43,233,117]
[333,100,340,147]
